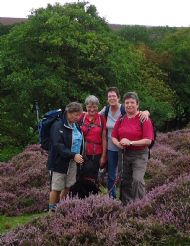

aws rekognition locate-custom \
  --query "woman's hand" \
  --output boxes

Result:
[140,110,150,122]
[116,142,124,149]
[74,154,84,165]
[120,138,130,146]
[112,137,124,149]
[99,155,107,168]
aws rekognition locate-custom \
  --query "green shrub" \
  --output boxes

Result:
[0,146,22,162]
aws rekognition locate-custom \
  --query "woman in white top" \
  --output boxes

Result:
[100,87,149,199]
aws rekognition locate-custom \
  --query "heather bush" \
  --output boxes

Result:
[126,174,190,233]
[150,143,180,164]
[146,153,190,190]
[0,162,16,176]
[146,129,190,190]
[146,158,166,183]
[0,145,49,215]
[157,129,190,154]
[1,194,190,245]
[0,129,190,244]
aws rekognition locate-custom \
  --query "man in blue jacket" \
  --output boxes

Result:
[48,102,84,212]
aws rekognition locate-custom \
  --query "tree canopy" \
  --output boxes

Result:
[0,2,184,151]
[157,28,190,125]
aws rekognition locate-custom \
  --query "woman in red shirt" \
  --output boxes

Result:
[112,92,154,205]
[78,95,107,196]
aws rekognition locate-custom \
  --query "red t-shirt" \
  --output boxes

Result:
[111,113,154,150]
[80,113,106,155]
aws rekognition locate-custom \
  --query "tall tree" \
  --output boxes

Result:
[0,2,177,149]
[157,28,190,124]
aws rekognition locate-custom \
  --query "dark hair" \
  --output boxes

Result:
[65,102,83,113]
[123,92,139,103]
[106,87,120,98]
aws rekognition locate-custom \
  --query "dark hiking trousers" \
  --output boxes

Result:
[120,148,149,205]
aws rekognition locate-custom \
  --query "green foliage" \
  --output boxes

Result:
[19,197,36,207]
[138,59,176,129]
[0,134,23,161]
[157,28,190,123]
[0,3,113,145]
[0,2,182,147]
[0,146,22,162]
[115,44,177,129]
[117,25,177,47]
[0,24,13,36]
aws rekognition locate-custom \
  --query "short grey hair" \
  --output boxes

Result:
[123,92,139,103]
[85,95,99,105]
[65,102,83,113]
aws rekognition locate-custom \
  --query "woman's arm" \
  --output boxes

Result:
[111,116,124,149]
[112,137,124,149]
[99,106,106,115]
[100,129,107,167]
[120,138,151,147]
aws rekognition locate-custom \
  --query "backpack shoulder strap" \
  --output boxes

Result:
[99,114,105,128]
[105,104,125,119]
[104,105,110,120]
[120,104,126,116]
[119,113,127,124]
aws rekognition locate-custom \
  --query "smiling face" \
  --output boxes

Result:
[124,97,139,115]
[107,91,120,106]
[86,103,98,116]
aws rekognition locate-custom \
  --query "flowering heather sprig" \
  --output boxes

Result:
[146,158,166,182]
[168,154,190,178]
[147,152,190,190]
[0,162,15,176]
[145,128,190,190]
[150,143,180,163]
[157,129,190,154]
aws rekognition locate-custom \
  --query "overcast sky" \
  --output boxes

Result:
[0,0,190,27]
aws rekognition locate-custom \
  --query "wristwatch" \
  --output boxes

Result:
[129,141,133,146]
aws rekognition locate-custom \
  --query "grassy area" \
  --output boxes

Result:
[99,184,121,198]
[0,146,22,162]
[0,213,46,234]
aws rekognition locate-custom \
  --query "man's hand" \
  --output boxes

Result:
[74,154,84,165]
